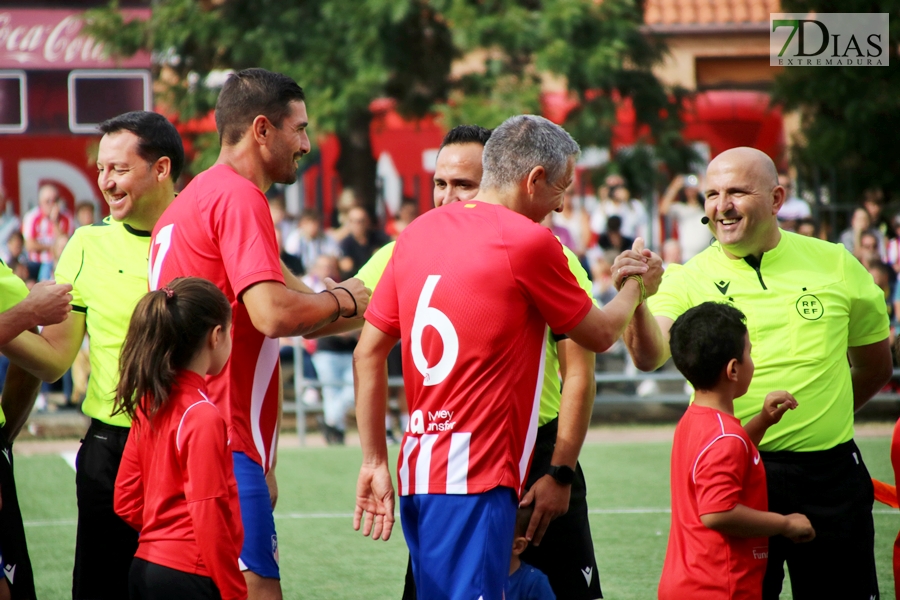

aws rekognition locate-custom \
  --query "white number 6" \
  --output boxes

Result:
[411,275,458,386]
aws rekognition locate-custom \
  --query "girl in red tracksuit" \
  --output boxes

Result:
[113,277,246,600]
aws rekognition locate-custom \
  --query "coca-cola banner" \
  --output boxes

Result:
[0,9,150,70]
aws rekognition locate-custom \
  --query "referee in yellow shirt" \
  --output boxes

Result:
[620,147,891,599]
[2,111,183,599]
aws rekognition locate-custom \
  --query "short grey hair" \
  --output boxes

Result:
[481,115,580,192]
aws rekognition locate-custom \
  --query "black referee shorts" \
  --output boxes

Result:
[520,418,602,600]
[129,558,222,600]
[0,425,36,599]
[401,418,602,600]
[72,418,139,600]
[761,439,878,600]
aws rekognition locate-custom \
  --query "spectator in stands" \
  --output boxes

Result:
[596,215,634,256]
[863,188,893,243]
[0,186,21,251]
[869,261,895,339]
[586,215,633,306]
[386,199,419,239]
[797,219,817,238]
[590,177,648,242]
[856,231,882,268]
[540,212,575,252]
[659,174,710,261]
[38,233,69,282]
[328,189,359,242]
[839,207,879,254]
[22,184,74,271]
[275,227,304,276]
[269,194,295,242]
[884,215,900,272]
[74,201,96,228]
[2,231,27,269]
[303,254,357,445]
[285,209,341,274]
[661,239,683,269]
[36,233,74,410]
[776,174,811,233]
[338,206,390,278]
[552,184,591,258]
[589,254,617,307]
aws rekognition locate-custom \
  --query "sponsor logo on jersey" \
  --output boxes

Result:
[795,293,823,320]
[715,280,730,295]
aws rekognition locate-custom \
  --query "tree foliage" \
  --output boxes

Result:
[772,0,900,202]
[87,0,689,208]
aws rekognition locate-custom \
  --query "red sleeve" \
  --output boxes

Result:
[178,403,247,600]
[506,224,592,335]
[693,435,749,516]
[209,183,284,298]
[113,424,144,531]
[364,251,401,338]
[891,418,900,494]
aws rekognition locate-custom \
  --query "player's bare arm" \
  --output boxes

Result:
[848,339,892,412]
[743,391,797,447]
[1,312,86,383]
[1,363,42,442]
[352,322,398,541]
[241,277,370,338]
[282,260,374,338]
[521,338,595,545]
[613,240,675,372]
[0,280,73,347]
[566,244,664,354]
[280,259,311,292]
[700,504,815,543]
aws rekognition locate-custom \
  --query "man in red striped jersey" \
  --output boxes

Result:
[353,114,664,600]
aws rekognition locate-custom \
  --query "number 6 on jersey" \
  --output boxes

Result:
[411,275,458,386]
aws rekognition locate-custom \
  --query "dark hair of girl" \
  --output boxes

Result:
[114,277,231,422]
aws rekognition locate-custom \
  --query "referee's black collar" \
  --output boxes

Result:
[123,223,152,238]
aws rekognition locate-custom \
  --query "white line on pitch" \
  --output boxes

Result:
[25,508,900,528]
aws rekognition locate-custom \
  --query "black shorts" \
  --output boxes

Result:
[401,418,602,600]
[129,558,222,600]
[0,426,36,599]
[761,439,878,600]
[73,419,139,600]
[519,418,602,600]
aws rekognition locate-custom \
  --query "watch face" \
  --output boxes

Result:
[551,465,575,484]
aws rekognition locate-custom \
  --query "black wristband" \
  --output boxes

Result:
[333,286,358,318]
[321,290,341,322]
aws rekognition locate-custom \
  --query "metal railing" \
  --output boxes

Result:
[287,339,900,444]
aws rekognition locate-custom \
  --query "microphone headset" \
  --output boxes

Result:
[701,216,710,225]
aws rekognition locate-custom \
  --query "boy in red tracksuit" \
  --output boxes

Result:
[659,302,815,600]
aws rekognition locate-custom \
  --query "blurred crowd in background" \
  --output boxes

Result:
[5,169,898,430]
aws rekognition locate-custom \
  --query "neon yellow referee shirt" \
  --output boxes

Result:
[54,217,152,427]
[649,231,889,452]
[357,238,595,427]
[0,260,29,427]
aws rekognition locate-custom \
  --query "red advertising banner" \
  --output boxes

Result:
[0,9,150,70]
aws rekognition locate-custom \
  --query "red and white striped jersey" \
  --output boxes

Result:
[149,164,284,473]
[22,206,73,263]
[366,201,593,497]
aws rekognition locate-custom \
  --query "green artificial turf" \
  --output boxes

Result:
[16,435,898,599]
